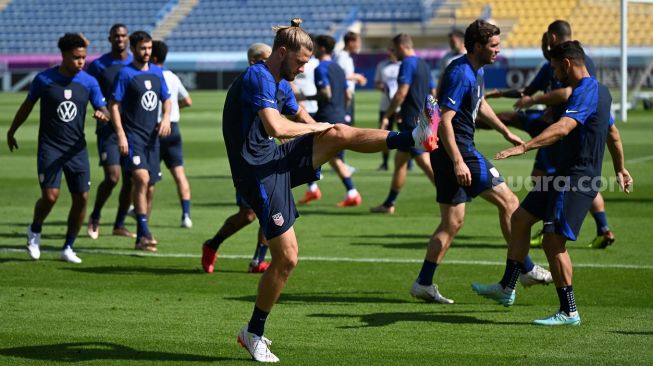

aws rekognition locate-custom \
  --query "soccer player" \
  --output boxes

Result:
[335,31,367,126]
[472,41,633,325]
[150,40,193,228]
[110,30,171,252]
[374,43,401,171]
[86,24,136,240]
[410,20,554,304]
[434,29,466,92]
[228,19,438,362]
[370,34,435,214]
[7,33,109,263]
[201,43,273,274]
[298,34,362,207]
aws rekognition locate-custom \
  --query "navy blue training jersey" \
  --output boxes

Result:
[111,63,170,145]
[397,55,432,129]
[222,62,299,182]
[87,52,133,101]
[314,60,347,123]
[27,67,106,150]
[557,77,611,178]
[438,55,484,149]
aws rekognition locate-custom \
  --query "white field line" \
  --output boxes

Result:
[1,247,652,270]
[626,154,653,164]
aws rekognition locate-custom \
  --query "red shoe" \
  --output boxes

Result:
[336,193,362,207]
[248,261,270,273]
[201,241,218,273]
[298,187,322,204]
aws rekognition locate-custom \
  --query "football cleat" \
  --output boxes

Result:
[410,281,454,304]
[471,282,515,307]
[519,264,553,287]
[336,193,362,207]
[26,225,41,260]
[248,260,270,273]
[113,226,137,238]
[589,230,615,249]
[412,95,440,152]
[369,204,395,214]
[87,218,100,240]
[135,235,158,252]
[533,311,581,326]
[298,187,322,204]
[201,241,218,273]
[60,247,82,264]
[181,214,193,229]
[237,325,279,363]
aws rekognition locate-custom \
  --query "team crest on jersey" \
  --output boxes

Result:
[141,90,158,111]
[144,80,152,90]
[133,155,141,166]
[272,212,284,227]
[57,101,77,122]
[64,89,72,100]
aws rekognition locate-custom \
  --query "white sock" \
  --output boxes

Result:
[347,188,359,198]
[308,183,319,192]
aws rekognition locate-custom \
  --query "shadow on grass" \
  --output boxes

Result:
[2,220,68,228]
[0,342,237,362]
[310,310,520,328]
[349,241,506,250]
[604,197,653,203]
[192,201,239,208]
[0,232,67,240]
[61,266,202,276]
[297,209,370,217]
[225,291,412,305]
[324,233,498,241]
[611,331,653,336]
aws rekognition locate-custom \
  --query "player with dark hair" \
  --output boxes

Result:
[151,40,193,228]
[374,41,401,171]
[472,40,633,326]
[110,30,171,252]
[335,30,367,126]
[370,33,435,214]
[7,33,109,263]
[86,24,136,240]
[409,20,553,304]
[227,18,439,362]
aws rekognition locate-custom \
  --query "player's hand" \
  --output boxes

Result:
[380,116,390,130]
[485,89,501,99]
[93,109,110,123]
[616,168,633,194]
[503,131,524,146]
[513,95,534,110]
[7,130,18,152]
[356,74,368,86]
[117,133,129,156]
[158,119,171,138]
[495,144,526,160]
[454,160,472,186]
[312,122,334,133]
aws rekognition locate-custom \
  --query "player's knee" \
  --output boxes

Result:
[275,254,298,277]
[330,123,349,140]
[131,174,149,187]
[105,173,120,186]
[42,190,59,205]
[245,210,257,223]
[444,217,464,234]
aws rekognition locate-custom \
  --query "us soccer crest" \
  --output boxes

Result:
[64,89,72,100]
[133,155,141,166]
[144,80,152,90]
[272,212,284,227]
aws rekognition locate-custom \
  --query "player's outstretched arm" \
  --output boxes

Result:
[6,97,36,152]
[478,98,524,146]
[109,101,128,156]
[495,117,576,160]
[258,108,332,139]
[288,106,316,124]
[514,87,572,110]
[439,107,472,186]
[607,124,633,193]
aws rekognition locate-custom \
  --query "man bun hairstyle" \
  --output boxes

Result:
[464,19,500,53]
[58,33,89,53]
[549,40,586,65]
[272,18,314,52]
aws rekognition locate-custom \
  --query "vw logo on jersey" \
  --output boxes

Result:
[141,90,158,111]
[57,101,77,122]
[64,89,72,100]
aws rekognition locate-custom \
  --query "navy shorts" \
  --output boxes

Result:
[533,147,559,175]
[37,145,91,193]
[521,176,597,241]
[431,147,505,204]
[160,122,184,168]
[96,123,121,166]
[518,110,546,138]
[235,134,320,240]
[235,191,251,209]
[121,134,161,185]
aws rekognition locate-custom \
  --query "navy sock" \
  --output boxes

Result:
[247,305,269,337]
[520,256,535,273]
[382,189,399,207]
[114,210,127,229]
[417,260,438,286]
[556,286,577,316]
[386,131,414,150]
[30,222,42,234]
[342,177,354,191]
[136,214,150,239]
[62,234,76,250]
[181,200,191,217]
[207,233,225,250]
[592,211,609,235]
[90,207,101,221]
[382,152,389,165]
[256,243,268,263]
[499,259,522,290]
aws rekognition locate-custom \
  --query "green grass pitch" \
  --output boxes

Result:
[1,90,652,365]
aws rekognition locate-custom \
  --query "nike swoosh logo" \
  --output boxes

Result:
[448,97,456,105]
[261,98,276,104]
[565,109,578,113]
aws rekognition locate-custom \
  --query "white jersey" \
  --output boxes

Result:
[293,57,318,114]
[159,69,189,123]
[374,59,401,112]
[335,50,356,92]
